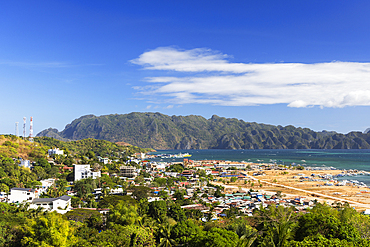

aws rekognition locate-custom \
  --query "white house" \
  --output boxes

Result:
[48,148,64,156]
[39,178,56,193]
[74,164,101,181]
[19,159,31,169]
[29,195,72,214]
[98,157,109,164]
[8,188,40,203]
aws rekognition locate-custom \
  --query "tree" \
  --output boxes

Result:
[168,203,186,222]
[255,206,297,247]
[65,208,102,223]
[86,150,96,159]
[173,190,185,201]
[148,201,167,222]
[32,166,47,180]
[295,203,360,242]
[185,209,203,220]
[171,220,201,246]
[159,190,169,200]
[21,212,77,247]
[226,218,257,247]
[167,164,184,173]
[73,177,97,200]
[190,228,239,247]
[98,195,136,208]
[224,207,240,219]
[153,177,167,187]
[0,183,9,192]
[131,186,153,201]
[198,169,207,178]
[91,223,155,247]
[157,223,177,247]
[214,189,224,198]
[287,234,369,247]
[108,200,142,226]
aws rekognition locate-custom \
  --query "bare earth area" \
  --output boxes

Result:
[220,169,370,211]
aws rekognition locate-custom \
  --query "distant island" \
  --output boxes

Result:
[37,112,370,150]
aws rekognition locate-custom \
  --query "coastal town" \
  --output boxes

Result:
[2,136,370,246]
[5,148,370,217]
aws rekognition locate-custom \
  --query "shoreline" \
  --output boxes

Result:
[215,167,370,211]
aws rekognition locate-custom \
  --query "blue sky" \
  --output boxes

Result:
[1,1,370,135]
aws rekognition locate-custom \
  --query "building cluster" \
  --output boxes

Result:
[3,149,346,218]
[6,181,72,214]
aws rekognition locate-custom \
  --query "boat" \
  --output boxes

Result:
[160,152,192,158]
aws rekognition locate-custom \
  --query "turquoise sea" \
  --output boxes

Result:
[149,149,370,185]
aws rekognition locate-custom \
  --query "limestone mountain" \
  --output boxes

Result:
[37,112,370,150]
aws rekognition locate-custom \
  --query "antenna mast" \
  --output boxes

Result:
[29,116,34,142]
[15,122,19,137]
[23,117,26,139]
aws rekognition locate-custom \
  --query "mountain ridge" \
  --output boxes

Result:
[36,112,370,150]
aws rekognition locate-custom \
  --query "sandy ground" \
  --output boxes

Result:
[219,169,370,211]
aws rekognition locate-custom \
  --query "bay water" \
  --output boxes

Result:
[149,149,370,184]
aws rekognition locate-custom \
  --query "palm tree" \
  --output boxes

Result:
[236,231,257,247]
[157,223,177,247]
[258,206,296,247]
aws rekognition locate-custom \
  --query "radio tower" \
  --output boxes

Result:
[29,117,34,142]
[15,122,19,137]
[23,117,26,139]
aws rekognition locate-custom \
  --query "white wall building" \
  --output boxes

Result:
[8,188,40,203]
[39,178,56,193]
[48,148,64,156]
[19,159,31,169]
[74,164,101,181]
[98,157,109,164]
[29,195,72,214]
[164,172,178,177]
[214,163,246,169]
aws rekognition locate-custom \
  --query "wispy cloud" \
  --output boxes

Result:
[0,61,71,68]
[0,60,104,68]
[131,47,370,108]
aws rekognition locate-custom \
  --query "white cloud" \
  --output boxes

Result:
[132,47,370,108]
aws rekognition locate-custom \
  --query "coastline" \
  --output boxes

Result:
[216,167,370,211]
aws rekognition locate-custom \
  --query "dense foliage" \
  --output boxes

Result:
[37,112,370,149]
[34,137,151,157]
[1,200,370,246]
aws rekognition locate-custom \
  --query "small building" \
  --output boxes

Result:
[120,166,136,178]
[180,170,194,178]
[363,209,370,215]
[48,148,64,156]
[19,159,31,169]
[164,172,178,177]
[39,178,56,193]
[98,157,109,164]
[29,195,72,214]
[74,164,101,181]
[214,163,246,169]
[8,188,40,203]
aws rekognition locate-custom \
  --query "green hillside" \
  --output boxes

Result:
[34,137,152,157]
[37,112,370,150]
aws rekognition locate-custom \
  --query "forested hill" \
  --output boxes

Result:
[37,112,370,150]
